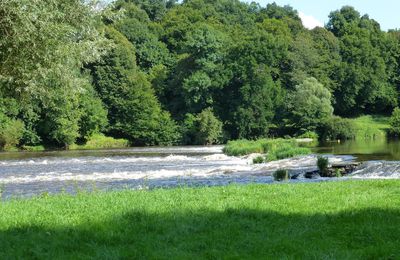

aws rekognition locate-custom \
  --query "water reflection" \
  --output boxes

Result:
[314,138,400,161]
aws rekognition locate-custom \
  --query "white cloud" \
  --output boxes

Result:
[299,11,324,30]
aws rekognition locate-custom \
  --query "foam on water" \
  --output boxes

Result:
[0,146,358,198]
[352,161,400,179]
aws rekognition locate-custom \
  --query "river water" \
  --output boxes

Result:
[0,141,399,198]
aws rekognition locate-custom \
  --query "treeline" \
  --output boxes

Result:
[1,0,400,149]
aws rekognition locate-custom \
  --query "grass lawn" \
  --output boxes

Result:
[1,180,399,259]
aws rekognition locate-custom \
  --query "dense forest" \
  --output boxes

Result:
[1,0,400,149]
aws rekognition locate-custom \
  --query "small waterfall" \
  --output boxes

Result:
[352,161,400,179]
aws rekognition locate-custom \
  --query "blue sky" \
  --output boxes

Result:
[243,0,399,30]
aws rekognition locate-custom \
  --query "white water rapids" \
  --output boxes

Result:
[0,146,398,198]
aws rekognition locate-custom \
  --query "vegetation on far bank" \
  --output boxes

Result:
[2,1,400,151]
[70,134,129,150]
[0,180,399,259]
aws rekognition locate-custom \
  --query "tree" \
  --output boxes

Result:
[180,108,223,145]
[90,27,179,145]
[113,2,172,71]
[288,77,333,133]
[327,6,398,115]
[0,0,110,147]
[195,108,223,145]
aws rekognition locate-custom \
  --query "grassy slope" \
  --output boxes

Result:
[350,115,390,140]
[1,180,399,259]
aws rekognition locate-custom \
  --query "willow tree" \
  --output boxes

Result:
[0,0,110,146]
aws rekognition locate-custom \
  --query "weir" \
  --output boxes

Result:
[0,146,398,199]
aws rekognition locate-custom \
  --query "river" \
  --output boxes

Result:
[0,140,399,198]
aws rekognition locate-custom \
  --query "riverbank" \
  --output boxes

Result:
[1,180,399,258]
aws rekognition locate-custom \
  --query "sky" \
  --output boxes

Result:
[243,0,399,31]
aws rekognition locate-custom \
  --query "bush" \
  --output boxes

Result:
[253,156,265,164]
[0,115,25,150]
[195,108,223,145]
[273,169,289,181]
[320,116,356,140]
[389,107,400,136]
[181,109,223,145]
[317,156,329,177]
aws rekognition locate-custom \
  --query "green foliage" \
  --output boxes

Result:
[266,143,311,161]
[288,77,333,133]
[181,109,222,145]
[224,138,311,161]
[327,6,398,115]
[90,26,179,146]
[223,139,269,156]
[20,145,46,152]
[1,0,400,147]
[351,115,389,140]
[317,156,329,177]
[297,131,319,140]
[78,88,109,140]
[273,169,289,181]
[0,114,25,150]
[321,116,356,140]
[253,156,265,164]
[70,134,129,150]
[321,115,389,141]
[389,108,400,136]
[195,108,223,145]
[0,0,110,148]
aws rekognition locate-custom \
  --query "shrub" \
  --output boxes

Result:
[253,156,265,164]
[195,108,223,145]
[335,169,342,178]
[389,107,400,136]
[273,169,289,181]
[0,116,25,150]
[317,156,329,177]
[181,109,223,145]
[320,116,356,140]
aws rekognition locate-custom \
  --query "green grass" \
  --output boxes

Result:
[20,145,46,152]
[223,139,268,156]
[70,134,129,150]
[223,138,311,161]
[350,115,390,140]
[0,180,399,258]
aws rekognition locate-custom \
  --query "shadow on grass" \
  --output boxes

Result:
[1,208,399,259]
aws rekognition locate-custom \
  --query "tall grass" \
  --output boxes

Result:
[223,138,311,161]
[350,115,390,140]
[223,139,269,156]
[70,134,129,150]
